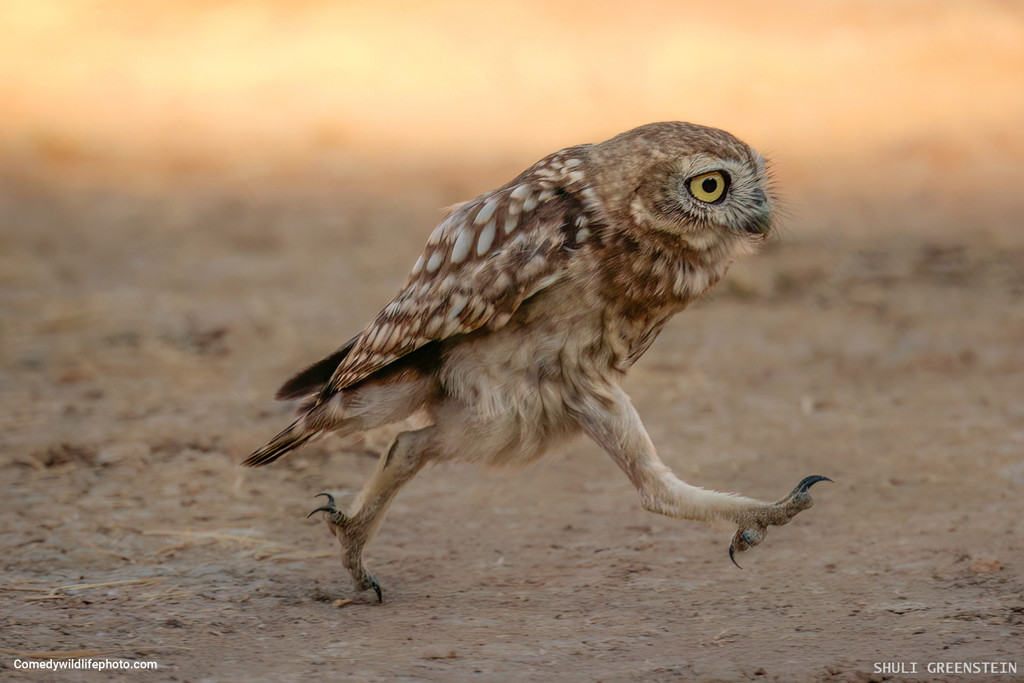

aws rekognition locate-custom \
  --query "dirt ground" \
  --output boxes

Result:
[2,153,1023,681]
[2,2,1024,681]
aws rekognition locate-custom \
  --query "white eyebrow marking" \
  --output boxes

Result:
[450,228,473,264]
[476,219,496,255]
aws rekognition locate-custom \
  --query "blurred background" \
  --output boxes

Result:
[2,1,1023,678]
[3,0,1023,215]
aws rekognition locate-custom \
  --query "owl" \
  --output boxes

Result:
[246,121,829,601]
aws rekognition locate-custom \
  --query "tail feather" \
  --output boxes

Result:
[276,336,358,401]
[243,419,315,467]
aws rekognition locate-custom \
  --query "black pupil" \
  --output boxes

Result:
[701,177,719,194]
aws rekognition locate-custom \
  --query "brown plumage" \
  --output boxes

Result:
[246,121,829,601]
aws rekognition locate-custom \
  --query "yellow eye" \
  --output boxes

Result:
[688,171,728,203]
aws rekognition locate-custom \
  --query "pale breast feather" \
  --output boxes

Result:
[321,151,597,395]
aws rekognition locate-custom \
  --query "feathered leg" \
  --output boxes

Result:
[308,426,436,601]
[575,384,830,566]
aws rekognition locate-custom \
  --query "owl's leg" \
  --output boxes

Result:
[575,385,829,566]
[307,426,436,601]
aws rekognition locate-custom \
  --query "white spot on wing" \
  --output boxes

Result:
[447,294,467,320]
[411,254,424,276]
[450,228,473,264]
[476,219,496,255]
[576,228,591,242]
[523,195,539,212]
[368,324,387,350]
[438,274,458,293]
[475,198,499,225]
[503,213,518,234]
[490,271,512,294]
[384,322,403,348]
[510,184,531,201]
[424,315,443,337]
[427,225,445,246]
[464,297,487,322]
[535,166,556,179]
[426,250,444,273]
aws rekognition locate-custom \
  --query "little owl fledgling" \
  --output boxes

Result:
[246,121,830,601]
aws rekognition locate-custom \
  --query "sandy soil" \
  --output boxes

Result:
[2,2,1024,681]
[2,154,1022,681]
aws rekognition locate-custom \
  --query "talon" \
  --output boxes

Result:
[307,492,338,519]
[357,573,383,602]
[779,475,833,512]
[306,506,336,519]
[729,527,765,568]
[791,475,833,496]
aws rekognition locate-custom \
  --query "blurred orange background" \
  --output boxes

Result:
[3,0,1023,222]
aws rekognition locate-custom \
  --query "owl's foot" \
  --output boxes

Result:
[308,493,383,602]
[728,475,832,568]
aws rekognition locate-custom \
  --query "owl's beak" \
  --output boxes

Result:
[742,210,772,236]
[742,189,772,236]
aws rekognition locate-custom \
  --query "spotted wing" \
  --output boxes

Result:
[320,148,596,395]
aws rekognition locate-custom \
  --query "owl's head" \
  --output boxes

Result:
[587,121,774,251]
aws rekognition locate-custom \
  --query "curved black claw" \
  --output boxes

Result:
[729,529,763,569]
[729,545,741,569]
[370,576,383,603]
[790,475,833,496]
[306,492,338,519]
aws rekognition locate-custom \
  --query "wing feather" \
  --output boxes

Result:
[318,147,596,397]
